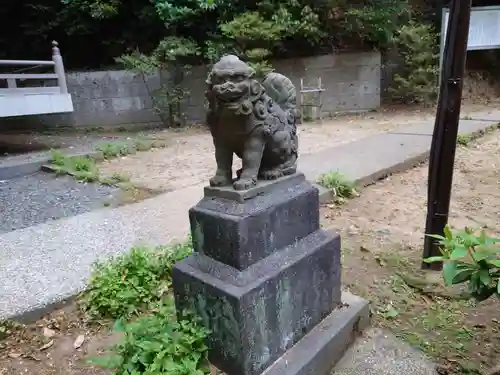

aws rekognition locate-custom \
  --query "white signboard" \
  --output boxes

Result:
[440,6,500,76]
[442,6,500,51]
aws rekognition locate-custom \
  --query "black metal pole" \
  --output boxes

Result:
[422,0,472,270]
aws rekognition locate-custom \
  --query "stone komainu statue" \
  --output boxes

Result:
[205,55,299,191]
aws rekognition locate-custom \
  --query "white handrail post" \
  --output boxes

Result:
[52,41,68,94]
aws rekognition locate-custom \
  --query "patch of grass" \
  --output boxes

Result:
[97,142,134,159]
[133,138,154,152]
[49,150,136,190]
[0,320,23,341]
[457,133,472,147]
[97,138,168,159]
[317,170,358,204]
[100,172,131,185]
[49,137,168,188]
[79,240,193,320]
[456,124,500,148]
[351,247,493,374]
[49,150,100,182]
[90,299,210,375]
[368,269,475,359]
[394,298,474,358]
[81,238,210,374]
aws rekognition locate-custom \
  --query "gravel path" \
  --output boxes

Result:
[0,172,117,234]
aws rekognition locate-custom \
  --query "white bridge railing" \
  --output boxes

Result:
[0,41,73,117]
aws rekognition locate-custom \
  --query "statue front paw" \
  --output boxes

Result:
[233,177,257,190]
[260,169,283,180]
[210,173,232,187]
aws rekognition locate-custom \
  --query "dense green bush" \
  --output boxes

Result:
[80,241,192,320]
[90,300,211,375]
[425,225,500,302]
[340,0,410,49]
[388,22,439,104]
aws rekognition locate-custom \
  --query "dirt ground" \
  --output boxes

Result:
[96,104,471,192]
[96,100,500,193]
[1,127,499,375]
[322,129,500,374]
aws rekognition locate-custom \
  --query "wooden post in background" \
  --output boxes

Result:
[422,0,472,270]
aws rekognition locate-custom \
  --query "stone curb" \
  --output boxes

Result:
[0,150,103,180]
[315,122,499,204]
[262,292,370,375]
[0,134,171,180]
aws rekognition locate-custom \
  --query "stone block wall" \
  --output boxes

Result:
[275,52,381,115]
[1,51,381,130]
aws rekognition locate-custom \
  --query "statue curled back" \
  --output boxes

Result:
[205,55,299,191]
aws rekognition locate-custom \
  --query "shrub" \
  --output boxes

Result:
[90,299,210,375]
[425,225,500,302]
[80,241,193,320]
[341,0,410,49]
[389,21,439,105]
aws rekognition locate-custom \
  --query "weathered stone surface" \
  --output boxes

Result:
[189,174,319,270]
[172,229,342,375]
[263,292,370,375]
[204,173,305,203]
[205,55,298,191]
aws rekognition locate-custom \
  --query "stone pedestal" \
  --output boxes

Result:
[172,173,369,375]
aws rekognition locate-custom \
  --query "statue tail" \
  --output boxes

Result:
[261,72,298,121]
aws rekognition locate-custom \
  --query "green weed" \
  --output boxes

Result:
[457,133,472,147]
[49,150,100,182]
[424,225,500,302]
[90,299,210,375]
[317,170,358,204]
[100,172,131,185]
[0,320,23,340]
[98,142,134,159]
[79,240,193,320]
[133,139,154,152]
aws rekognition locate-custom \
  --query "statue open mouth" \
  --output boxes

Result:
[215,89,245,104]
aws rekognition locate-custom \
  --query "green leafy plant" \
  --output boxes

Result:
[90,299,210,375]
[0,320,23,340]
[101,172,131,185]
[80,241,193,320]
[98,142,134,159]
[49,150,100,182]
[317,171,358,204]
[134,139,155,152]
[389,22,439,104]
[116,36,200,127]
[457,133,472,147]
[425,225,500,301]
[50,149,67,167]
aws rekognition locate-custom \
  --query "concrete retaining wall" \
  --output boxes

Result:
[1,51,381,130]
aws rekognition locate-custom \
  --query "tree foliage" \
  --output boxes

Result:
[389,22,439,104]
[1,0,420,70]
[1,0,453,119]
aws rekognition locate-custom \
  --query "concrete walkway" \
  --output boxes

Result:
[1,110,500,321]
